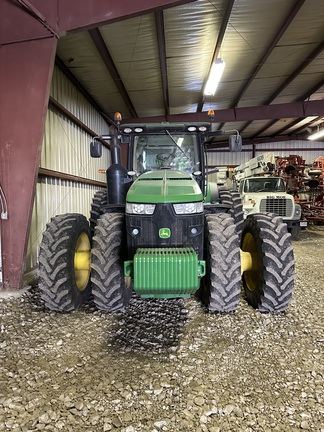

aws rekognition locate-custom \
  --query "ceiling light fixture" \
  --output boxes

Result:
[308,127,324,141]
[204,58,226,96]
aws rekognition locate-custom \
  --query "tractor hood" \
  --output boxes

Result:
[127,170,203,204]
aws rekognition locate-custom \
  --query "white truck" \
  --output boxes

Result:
[233,152,307,239]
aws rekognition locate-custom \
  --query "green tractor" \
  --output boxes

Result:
[39,115,295,314]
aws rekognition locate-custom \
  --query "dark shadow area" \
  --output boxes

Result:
[23,286,188,356]
[23,284,46,312]
[109,295,188,356]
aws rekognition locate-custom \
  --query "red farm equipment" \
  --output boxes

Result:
[275,155,324,224]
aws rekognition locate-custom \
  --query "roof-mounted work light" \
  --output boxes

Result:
[204,58,226,96]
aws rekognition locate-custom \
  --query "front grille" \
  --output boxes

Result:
[260,198,293,217]
[126,203,204,259]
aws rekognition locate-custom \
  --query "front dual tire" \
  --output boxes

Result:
[91,213,132,312]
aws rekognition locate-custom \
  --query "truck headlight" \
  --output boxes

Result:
[294,204,301,217]
[126,203,156,215]
[173,202,204,214]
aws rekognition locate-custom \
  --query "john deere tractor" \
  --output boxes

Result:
[39,114,295,314]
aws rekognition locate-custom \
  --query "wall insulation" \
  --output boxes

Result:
[26,66,111,271]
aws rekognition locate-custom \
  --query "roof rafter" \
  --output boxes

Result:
[240,39,324,134]
[252,77,324,138]
[289,116,323,136]
[265,40,324,106]
[155,10,170,117]
[88,27,138,118]
[233,0,305,108]
[268,78,324,137]
[55,55,115,126]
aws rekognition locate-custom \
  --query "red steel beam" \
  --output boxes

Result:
[58,0,196,33]
[124,99,324,124]
[0,0,59,45]
[0,38,57,290]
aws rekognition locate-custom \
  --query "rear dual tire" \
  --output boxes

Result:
[201,212,295,313]
[241,213,295,312]
[90,190,108,234]
[39,214,92,311]
[219,187,244,235]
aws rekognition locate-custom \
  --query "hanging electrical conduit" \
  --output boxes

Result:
[0,183,8,285]
[0,184,8,220]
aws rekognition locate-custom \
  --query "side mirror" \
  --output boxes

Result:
[229,134,242,152]
[90,140,102,158]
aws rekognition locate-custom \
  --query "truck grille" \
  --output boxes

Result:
[260,198,293,217]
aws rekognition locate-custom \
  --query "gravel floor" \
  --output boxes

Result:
[0,226,323,432]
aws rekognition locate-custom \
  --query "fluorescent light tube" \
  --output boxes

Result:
[204,58,226,96]
[308,128,324,140]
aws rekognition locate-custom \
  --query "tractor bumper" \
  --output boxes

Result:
[124,247,205,298]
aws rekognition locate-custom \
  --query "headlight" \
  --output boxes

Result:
[173,202,204,214]
[294,204,301,217]
[126,203,156,215]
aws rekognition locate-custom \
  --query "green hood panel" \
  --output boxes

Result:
[127,170,203,204]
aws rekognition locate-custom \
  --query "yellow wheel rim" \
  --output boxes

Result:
[241,232,258,292]
[74,232,91,291]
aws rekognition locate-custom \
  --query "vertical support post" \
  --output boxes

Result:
[0,38,57,290]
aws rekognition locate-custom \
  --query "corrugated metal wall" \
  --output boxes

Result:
[26,67,111,271]
[207,140,324,167]
[255,141,324,164]
[208,146,254,167]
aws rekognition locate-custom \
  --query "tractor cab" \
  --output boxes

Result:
[120,122,211,195]
[121,123,208,173]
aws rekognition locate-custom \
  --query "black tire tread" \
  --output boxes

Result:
[38,213,91,312]
[91,213,126,312]
[219,187,244,235]
[90,190,108,234]
[241,212,295,312]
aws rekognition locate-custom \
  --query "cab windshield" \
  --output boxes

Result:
[242,177,286,193]
[132,132,200,175]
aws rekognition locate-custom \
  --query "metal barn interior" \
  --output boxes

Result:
[1,0,324,291]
